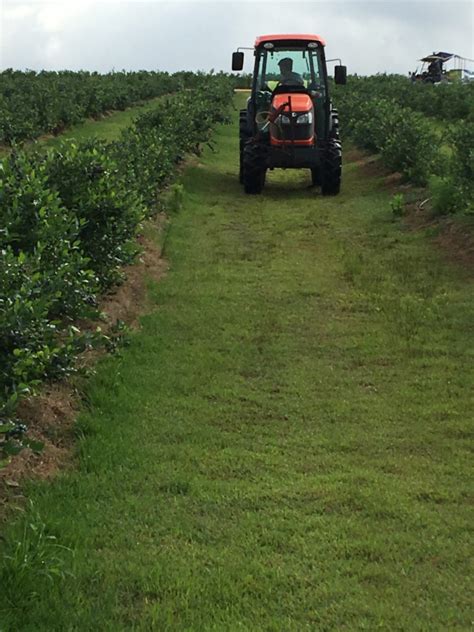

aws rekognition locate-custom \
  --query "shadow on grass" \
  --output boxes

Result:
[187,162,319,203]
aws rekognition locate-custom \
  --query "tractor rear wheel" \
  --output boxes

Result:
[242,141,267,194]
[321,139,342,196]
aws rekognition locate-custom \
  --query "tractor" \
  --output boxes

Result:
[232,34,347,195]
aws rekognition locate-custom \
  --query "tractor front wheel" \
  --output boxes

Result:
[321,139,342,196]
[242,141,267,194]
[311,167,322,186]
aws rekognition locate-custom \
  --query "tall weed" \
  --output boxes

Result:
[0,503,74,610]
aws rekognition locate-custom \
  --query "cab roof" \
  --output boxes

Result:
[255,34,326,48]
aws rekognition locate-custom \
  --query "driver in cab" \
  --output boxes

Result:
[278,58,304,86]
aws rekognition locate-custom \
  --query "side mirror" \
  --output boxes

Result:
[232,52,244,71]
[334,65,347,85]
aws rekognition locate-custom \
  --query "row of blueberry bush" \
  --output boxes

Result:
[0,75,233,425]
[333,77,473,214]
[0,69,217,144]
[336,74,474,123]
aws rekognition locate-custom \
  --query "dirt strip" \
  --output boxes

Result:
[0,213,169,509]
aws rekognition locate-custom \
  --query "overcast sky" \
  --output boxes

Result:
[0,0,473,76]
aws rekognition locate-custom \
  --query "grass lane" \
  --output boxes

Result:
[1,96,472,630]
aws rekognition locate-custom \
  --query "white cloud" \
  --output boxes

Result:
[36,2,92,33]
[3,3,36,19]
[44,34,61,61]
[0,1,473,74]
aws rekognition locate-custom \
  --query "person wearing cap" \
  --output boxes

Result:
[278,58,304,86]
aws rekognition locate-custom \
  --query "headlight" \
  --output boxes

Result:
[296,111,313,125]
[276,114,291,125]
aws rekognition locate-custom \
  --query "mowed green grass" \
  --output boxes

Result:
[1,95,473,630]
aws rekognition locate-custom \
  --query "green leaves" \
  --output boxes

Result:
[449,123,474,214]
[334,74,474,126]
[337,92,437,184]
[45,139,146,287]
[334,75,474,199]
[0,69,181,144]
[0,420,44,467]
[0,75,233,432]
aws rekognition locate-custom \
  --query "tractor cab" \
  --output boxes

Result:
[253,40,325,143]
[232,34,347,195]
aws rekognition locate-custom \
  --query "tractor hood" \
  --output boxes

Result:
[272,93,313,113]
[270,93,315,147]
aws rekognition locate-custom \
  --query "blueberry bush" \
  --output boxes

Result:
[0,75,233,457]
[334,75,474,212]
[0,69,184,144]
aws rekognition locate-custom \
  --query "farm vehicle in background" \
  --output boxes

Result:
[410,51,474,84]
[232,34,347,195]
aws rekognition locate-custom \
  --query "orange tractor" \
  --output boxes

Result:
[232,34,347,194]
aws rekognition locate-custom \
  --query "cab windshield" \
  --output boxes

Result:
[256,46,325,93]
